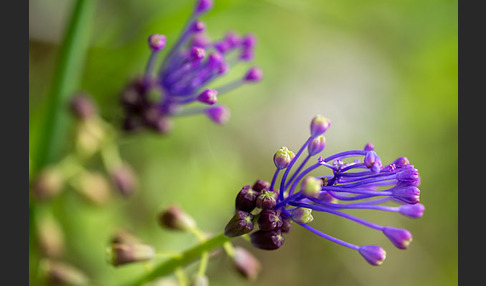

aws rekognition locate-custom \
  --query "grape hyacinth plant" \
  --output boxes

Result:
[120,0,263,134]
[225,115,424,266]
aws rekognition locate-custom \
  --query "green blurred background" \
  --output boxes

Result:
[29,0,458,285]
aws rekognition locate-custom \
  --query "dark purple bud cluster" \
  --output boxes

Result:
[120,0,262,134]
[225,115,424,266]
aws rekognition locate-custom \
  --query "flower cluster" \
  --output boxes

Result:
[225,115,424,265]
[120,0,263,134]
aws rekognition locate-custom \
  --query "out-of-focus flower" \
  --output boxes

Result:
[225,115,424,265]
[39,259,89,286]
[107,243,155,267]
[120,0,262,134]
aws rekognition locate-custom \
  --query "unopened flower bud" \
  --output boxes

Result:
[231,247,261,281]
[252,179,270,193]
[392,186,420,204]
[194,0,213,15]
[37,215,65,258]
[257,209,282,231]
[76,171,112,205]
[111,164,137,197]
[255,190,277,209]
[301,176,322,197]
[392,157,410,168]
[148,34,167,51]
[250,229,284,250]
[157,205,197,232]
[191,274,209,286]
[273,147,295,169]
[224,211,254,237]
[243,66,263,82]
[398,203,425,218]
[310,115,331,137]
[291,207,314,224]
[396,168,420,185]
[108,243,155,267]
[358,245,386,266]
[235,185,259,212]
[110,228,142,245]
[197,89,218,105]
[281,218,292,233]
[317,191,337,203]
[32,166,64,200]
[69,93,97,120]
[76,120,105,157]
[40,260,89,286]
[382,226,412,249]
[204,106,230,125]
[363,142,374,151]
[364,151,382,173]
[308,135,326,155]
[190,20,206,33]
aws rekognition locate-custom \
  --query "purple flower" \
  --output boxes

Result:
[224,115,424,266]
[120,0,262,134]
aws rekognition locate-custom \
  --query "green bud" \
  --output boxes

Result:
[273,147,295,169]
[291,207,314,224]
[302,176,322,197]
[39,260,89,286]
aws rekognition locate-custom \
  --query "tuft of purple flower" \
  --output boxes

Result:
[120,0,262,134]
[225,115,424,266]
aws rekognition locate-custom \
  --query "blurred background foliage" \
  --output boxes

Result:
[29,0,457,285]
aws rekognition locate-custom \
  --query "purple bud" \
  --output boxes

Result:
[157,204,196,232]
[273,147,295,169]
[363,142,374,151]
[382,226,413,249]
[225,211,254,237]
[280,218,292,233]
[310,115,331,137]
[392,186,420,204]
[256,190,277,209]
[399,203,425,218]
[194,0,213,15]
[190,20,206,33]
[191,33,211,48]
[241,34,257,48]
[252,179,270,193]
[396,168,420,184]
[317,190,337,203]
[108,243,155,267]
[364,151,382,173]
[243,66,263,82]
[307,135,326,155]
[239,46,254,61]
[204,106,230,125]
[148,34,166,51]
[250,230,284,250]
[358,245,386,266]
[69,93,97,120]
[207,53,224,68]
[111,164,137,197]
[257,209,283,231]
[290,208,313,224]
[392,157,410,168]
[190,46,206,61]
[225,31,241,48]
[232,247,262,281]
[197,89,218,105]
[41,261,89,285]
[235,185,259,212]
[153,116,173,135]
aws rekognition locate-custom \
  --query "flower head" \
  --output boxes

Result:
[120,0,262,134]
[224,115,424,266]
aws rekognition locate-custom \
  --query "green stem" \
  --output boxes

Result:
[30,0,95,283]
[124,233,234,286]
